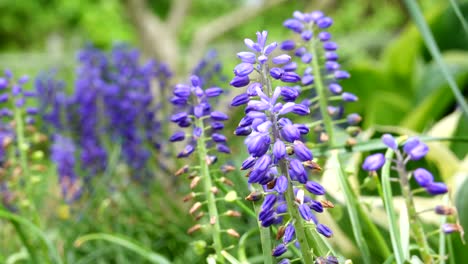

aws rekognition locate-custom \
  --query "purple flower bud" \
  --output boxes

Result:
[316,17,333,29]
[293,141,313,161]
[347,113,362,125]
[231,93,250,107]
[272,244,287,257]
[280,86,299,102]
[403,137,420,152]
[283,62,297,72]
[295,124,309,134]
[246,133,271,157]
[173,84,191,97]
[318,31,331,41]
[280,40,296,51]
[247,82,262,96]
[169,131,185,142]
[323,41,338,51]
[258,54,268,64]
[18,75,29,84]
[301,30,313,41]
[305,181,325,195]
[264,42,278,56]
[325,61,340,71]
[212,133,227,143]
[205,87,223,97]
[261,194,277,211]
[289,159,307,183]
[316,223,333,237]
[211,122,224,130]
[0,78,7,89]
[295,47,306,57]
[281,72,301,83]
[325,51,339,61]
[270,140,285,161]
[237,52,256,63]
[177,144,195,158]
[442,223,462,234]
[244,38,261,52]
[272,54,291,65]
[230,76,250,87]
[281,124,301,142]
[426,182,448,195]
[342,92,358,102]
[270,68,284,79]
[335,70,351,79]
[284,19,304,33]
[309,200,323,212]
[327,256,339,264]
[382,134,398,150]
[253,154,271,173]
[170,96,187,105]
[193,105,204,118]
[0,94,8,103]
[302,75,314,85]
[275,175,288,194]
[241,156,256,170]
[407,142,429,160]
[12,85,21,96]
[362,153,385,171]
[328,83,342,94]
[0,108,12,117]
[301,53,312,64]
[283,224,295,243]
[292,104,310,116]
[234,63,254,77]
[257,31,268,48]
[190,75,200,87]
[171,112,188,123]
[217,144,231,154]
[299,203,316,222]
[193,127,202,138]
[310,10,324,21]
[210,111,228,121]
[413,168,433,187]
[235,126,252,136]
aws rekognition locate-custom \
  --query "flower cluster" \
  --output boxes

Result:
[281,11,360,144]
[192,50,227,88]
[363,135,448,196]
[230,30,332,261]
[170,75,230,157]
[0,71,38,123]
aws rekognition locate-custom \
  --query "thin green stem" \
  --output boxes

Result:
[196,118,224,263]
[381,148,405,264]
[395,151,432,263]
[253,202,273,264]
[438,195,450,264]
[308,25,373,263]
[449,0,468,38]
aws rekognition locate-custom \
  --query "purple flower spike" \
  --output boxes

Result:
[234,63,254,77]
[305,181,325,195]
[316,223,333,237]
[413,168,433,187]
[230,76,250,87]
[426,182,448,195]
[362,153,385,171]
[316,17,333,29]
[382,134,398,150]
[272,244,287,257]
[272,54,291,65]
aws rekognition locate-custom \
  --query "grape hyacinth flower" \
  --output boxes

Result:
[170,75,237,262]
[363,134,450,263]
[231,30,332,262]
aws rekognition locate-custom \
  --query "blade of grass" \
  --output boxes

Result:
[403,0,468,119]
[74,233,170,264]
[0,209,62,264]
[449,0,468,37]
[380,148,405,264]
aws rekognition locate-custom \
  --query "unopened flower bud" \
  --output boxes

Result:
[189,202,202,215]
[276,225,286,240]
[175,165,189,176]
[227,228,240,238]
[183,192,196,202]
[245,191,263,201]
[190,176,201,189]
[321,200,335,208]
[225,210,241,217]
[435,205,456,215]
[187,224,203,234]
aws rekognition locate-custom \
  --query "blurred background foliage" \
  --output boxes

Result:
[0,0,467,263]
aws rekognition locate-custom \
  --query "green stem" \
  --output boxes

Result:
[381,149,405,264]
[253,202,273,264]
[196,118,224,263]
[309,27,374,263]
[438,195,449,264]
[395,152,433,263]
[11,220,40,264]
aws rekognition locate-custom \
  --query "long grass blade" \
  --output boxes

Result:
[74,233,170,264]
[403,0,468,119]
[449,0,468,37]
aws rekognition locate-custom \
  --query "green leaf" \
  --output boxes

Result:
[221,250,241,264]
[0,209,63,264]
[403,0,468,119]
[74,233,171,264]
[399,203,410,260]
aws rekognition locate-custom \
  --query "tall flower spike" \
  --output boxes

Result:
[170,74,233,262]
[231,30,332,263]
